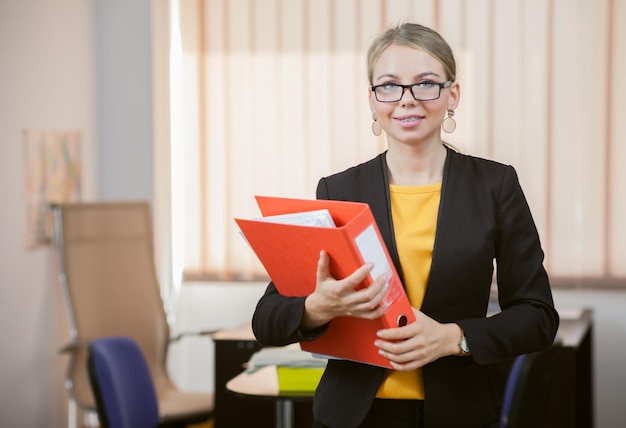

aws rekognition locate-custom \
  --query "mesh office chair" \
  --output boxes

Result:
[53,202,214,428]
[88,336,160,428]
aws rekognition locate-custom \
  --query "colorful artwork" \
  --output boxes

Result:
[23,129,82,249]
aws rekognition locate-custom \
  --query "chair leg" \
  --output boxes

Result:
[67,398,99,428]
[83,409,100,427]
[67,398,77,428]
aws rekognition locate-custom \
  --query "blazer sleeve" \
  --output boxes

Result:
[251,180,335,346]
[457,165,559,364]
[251,282,328,346]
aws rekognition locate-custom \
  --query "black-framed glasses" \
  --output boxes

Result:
[371,80,452,102]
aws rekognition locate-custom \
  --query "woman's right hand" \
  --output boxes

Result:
[300,250,391,330]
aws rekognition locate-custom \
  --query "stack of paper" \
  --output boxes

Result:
[246,345,327,373]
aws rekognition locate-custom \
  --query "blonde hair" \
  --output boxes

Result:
[366,22,457,84]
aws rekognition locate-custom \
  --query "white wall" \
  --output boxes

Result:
[0,0,97,427]
[167,282,267,393]
[94,0,154,201]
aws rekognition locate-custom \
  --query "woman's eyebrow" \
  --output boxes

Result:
[374,71,441,82]
[416,72,441,79]
[374,73,399,82]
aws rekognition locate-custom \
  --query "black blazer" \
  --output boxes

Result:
[252,147,559,428]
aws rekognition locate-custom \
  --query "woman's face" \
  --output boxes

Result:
[369,44,459,147]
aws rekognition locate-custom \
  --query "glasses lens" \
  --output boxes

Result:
[411,83,440,101]
[375,85,402,102]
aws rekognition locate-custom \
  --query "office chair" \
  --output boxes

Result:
[88,336,160,428]
[499,344,563,428]
[52,202,214,428]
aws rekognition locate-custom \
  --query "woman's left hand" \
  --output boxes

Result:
[374,308,463,371]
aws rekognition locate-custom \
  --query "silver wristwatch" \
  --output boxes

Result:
[458,330,471,355]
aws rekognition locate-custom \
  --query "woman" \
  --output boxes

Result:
[252,22,559,428]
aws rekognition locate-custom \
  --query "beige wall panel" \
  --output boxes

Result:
[550,0,586,275]
[203,0,230,270]
[305,0,335,185]
[609,0,626,276]
[549,0,609,276]
[330,0,360,174]
[384,0,420,27]
[461,0,491,157]
[577,0,610,275]
[409,0,437,28]
[518,0,550,249]
[178,0,202,269]
[491,0,523,167]
[277,0,307,198]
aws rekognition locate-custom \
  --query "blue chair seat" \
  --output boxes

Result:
[88,336,160,428]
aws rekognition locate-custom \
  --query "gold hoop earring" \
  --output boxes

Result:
[371,112,382,136]
[442,109,457,133]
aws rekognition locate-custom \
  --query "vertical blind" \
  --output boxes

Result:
[172,0,626,286]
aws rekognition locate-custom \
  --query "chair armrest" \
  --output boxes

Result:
[58,339,92,354]
[169,329,222,343]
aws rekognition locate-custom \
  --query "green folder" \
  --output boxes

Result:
[276,366,325,394]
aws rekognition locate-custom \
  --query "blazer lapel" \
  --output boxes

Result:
[361,153,406,286]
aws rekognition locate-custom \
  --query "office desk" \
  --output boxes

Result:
[213,323,313,428]
[227,365,313,428]
[490,307,594,428]
[552,307,594,428]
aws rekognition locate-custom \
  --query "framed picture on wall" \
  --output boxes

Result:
[23,129,82,249]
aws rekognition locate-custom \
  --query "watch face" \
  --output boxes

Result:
[461,337,470,353]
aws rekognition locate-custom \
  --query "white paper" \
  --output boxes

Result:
[256,209,336,228]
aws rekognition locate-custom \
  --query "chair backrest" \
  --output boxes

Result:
[88,336,160,428]
[499,344,563,428]
[53,202,172,409]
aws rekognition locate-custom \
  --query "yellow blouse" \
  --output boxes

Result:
[375,182,441,400]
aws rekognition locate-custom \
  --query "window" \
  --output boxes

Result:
[156,0,626,288]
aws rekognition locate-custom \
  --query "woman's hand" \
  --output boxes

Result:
[374,308,463,371]
[300,250,391,330]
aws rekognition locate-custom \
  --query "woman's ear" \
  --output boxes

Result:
[448,81,461,111]
[368,87,376,112]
